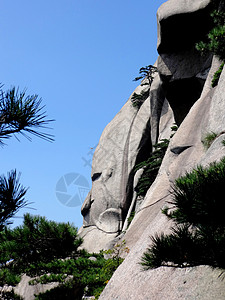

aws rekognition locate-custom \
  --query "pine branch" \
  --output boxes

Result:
[0,86,54,144]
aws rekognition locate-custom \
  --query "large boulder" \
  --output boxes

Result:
[79,82,151,252]
[157,0,214,126]
[80,0,225,298]
[14,275,58,300]
[79,76,174,252]
[157,0,213,53]
[98,55,225,300]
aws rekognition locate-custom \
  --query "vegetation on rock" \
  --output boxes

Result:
[134,139,169,197]
[0,214,126,299]
[131,65,158,108]
[131,89,149,109]
[0,85,54,299]
[202,131,218,149]
[141,158,225,270]
[212,62,224,87]
[196,1,225,86]
[133,65,158,86]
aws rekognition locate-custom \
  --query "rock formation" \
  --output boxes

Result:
[80,0,225,299]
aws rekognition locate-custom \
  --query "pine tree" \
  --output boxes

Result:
[0,86,54,144]
[0,214,126,299]
[0,85,54,231]
[131,65,158,108]
[141,158,225,270]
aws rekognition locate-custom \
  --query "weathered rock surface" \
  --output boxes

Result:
[10,0,225,298]
[79,77,174,252]
[157,0,213,53]
[14,275,58,300]
[79,0,225,299]
[99,51,225,300]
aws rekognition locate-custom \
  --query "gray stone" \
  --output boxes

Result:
[98,55,225,300]
[96,208,122,233]
[14,275,58,300]
[157,0,213,53]
[157,49,212,81]
[79,82,151,252]
[170,145,192,155]
[81,1,225,298]
[79,73,174,252]
[156,0,213,126]
[204,63,225,135]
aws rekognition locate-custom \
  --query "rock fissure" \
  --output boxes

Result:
[120,112,138,223]
[137,193,171,214]
[170,145,193,155]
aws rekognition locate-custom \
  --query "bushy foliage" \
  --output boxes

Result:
[0,85,54,233]
[0,170,28,231]
[196,9,225,61]
[196,2,225,86]
[0,214,83,285]
[131,90,149,109]
[135,139,169,197]
[141,158,225,270]
[202,131,218,149]
[127,211,135,228]
[0,86,54,144]
[212,62,224,87]
[0,214,126,299]
[32,241,128,299]
[32,254,109,299]
[103,240,129,276]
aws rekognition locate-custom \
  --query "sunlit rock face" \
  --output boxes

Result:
[79,0,214,254]
[79,77,174,252]
[99,56,225,300]
[96,0,225,299]
[79,0,225,298]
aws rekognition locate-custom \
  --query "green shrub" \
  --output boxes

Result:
[135,139,169,197]
[127,211,135,227]
[141,157,225,270]
[202,131,218,149]
[131,89,149,109]
[196,10,225,61]
[212,62,224,87]
[196,5,225,87]
[0,215,127,299]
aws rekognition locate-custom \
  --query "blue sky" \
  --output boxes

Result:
[0,0,165,229]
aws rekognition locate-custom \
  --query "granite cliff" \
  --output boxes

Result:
[79,0,225,299]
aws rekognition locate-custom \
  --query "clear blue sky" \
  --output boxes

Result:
[0,0,165,229]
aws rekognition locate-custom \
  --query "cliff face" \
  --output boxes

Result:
[80,0,225,299]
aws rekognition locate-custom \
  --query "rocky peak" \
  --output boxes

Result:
[79,0,225,299]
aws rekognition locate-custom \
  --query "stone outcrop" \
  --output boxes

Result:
[99,56,225,300]
[157,0,213,53]
[14,275,58,300]
[79,78,174,252]
[79,0,225,299]
[80,79,161,251]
